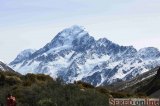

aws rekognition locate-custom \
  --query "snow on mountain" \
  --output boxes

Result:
[137,47,160,59]
[10,49,36,65]
[9,25,160,86]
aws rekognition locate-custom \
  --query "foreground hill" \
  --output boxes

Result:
[0,71,108,106]
[0,70,146,106]
[10,25,160,86]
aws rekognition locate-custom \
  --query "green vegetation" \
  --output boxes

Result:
[0,71,110,106]
[0,71,149,106]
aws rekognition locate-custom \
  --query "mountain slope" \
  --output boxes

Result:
[105,66,160,98]
[0,61,15,72]
[1,70,144,106]
[0,71,109,106]
[136,67,160,97]
[9,25,160,86]
[106,67,159,92]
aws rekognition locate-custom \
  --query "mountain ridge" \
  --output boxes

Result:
[0,61,15,72]
[9,25,160,86]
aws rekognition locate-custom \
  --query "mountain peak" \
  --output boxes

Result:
[137,47,160,59]
[139,47,159,52]
[10,49,36,65]
[57,25,85,38]
[48,25,92,49]
[97,38,111,43]
[69,25,85,31]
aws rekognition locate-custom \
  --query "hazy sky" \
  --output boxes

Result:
[0,0,160,63]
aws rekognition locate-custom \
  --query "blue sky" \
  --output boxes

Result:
[0,0,160,63]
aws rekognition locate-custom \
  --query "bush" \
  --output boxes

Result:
[76,81,94,89]
[37,98,54,106]
[5,76,22,85]
[96,87,110,95]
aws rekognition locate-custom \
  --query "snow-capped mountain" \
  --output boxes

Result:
[9,25,160,86]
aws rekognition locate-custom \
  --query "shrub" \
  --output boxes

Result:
[37,98,54,106]
[5,76,22,85]
[96,87,110,95]
[76,81,94,89]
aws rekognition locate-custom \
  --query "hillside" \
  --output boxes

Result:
[1,64,160,105]
[0,71,108,106]
[106,67,158,91]
[135,67,160,97]
[106,66,160,97]
[0,69,146,106]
